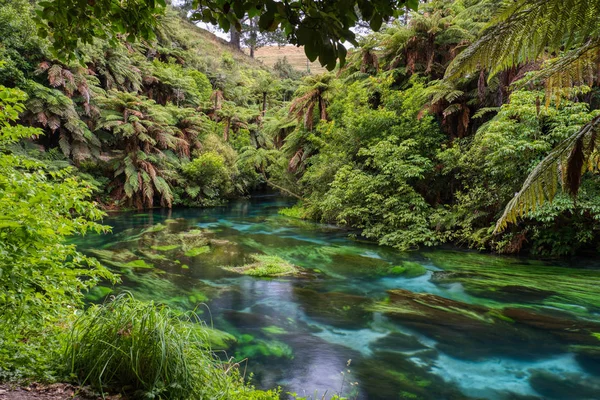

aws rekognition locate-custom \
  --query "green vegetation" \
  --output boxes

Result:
[4,0,600,397]
[0,84,114,380]
[66,294,278,399]
[253,0,600,256]
[185,245,211,257]
[389,262,427,278]
[224,254,302,277]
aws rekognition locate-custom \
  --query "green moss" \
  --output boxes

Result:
[224,254,302,277]
[424,250,600,315]
[400,391,418,399]
[142,223,166,233]
[389,262,427,278]
[261,325,287,335]
[237,339,293,359]
[239,334,254,343]
[181,264,189,269]
[151,244,180,251]
[278,203,307,219]
[185,246,211,257]
[188,291,208,304]
[196,327,237,350]
[124,259,154,269]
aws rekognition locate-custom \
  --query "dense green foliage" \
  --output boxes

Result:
[262,0,600,256]
[5,0,600,260]
[3,0,600,394]
[38,0,418,69]
[0,84,114,380]
[67,294,279,399]
[0,0,299,389]
[0,0,303,210]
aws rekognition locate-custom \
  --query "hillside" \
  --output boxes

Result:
[0,2,294,210]
[246,45,328,74]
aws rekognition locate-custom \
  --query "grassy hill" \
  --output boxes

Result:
[245,45,328,74]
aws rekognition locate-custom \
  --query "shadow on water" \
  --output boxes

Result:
[74,195,600,400]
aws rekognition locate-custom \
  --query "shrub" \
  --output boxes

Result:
[65,294,279,399]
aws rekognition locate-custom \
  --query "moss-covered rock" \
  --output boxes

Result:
[184,246,211,257]
[124,259,154,269]
[355,352,470,400]
[369,332,429,354]
[223,254,305,277]
[389,261,427,278]
[261,325,287,335]
[235,339,293,359]
[151,244,180,251]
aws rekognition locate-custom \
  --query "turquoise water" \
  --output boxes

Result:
[73,196,600,400]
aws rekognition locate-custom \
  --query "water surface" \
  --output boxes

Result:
[74,196,600,400]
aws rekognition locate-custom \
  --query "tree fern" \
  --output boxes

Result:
[444,0,600,231]
[495,115,600,233]
[446,0,600,81]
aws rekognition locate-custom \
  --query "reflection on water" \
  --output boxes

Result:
[73,195,600,400]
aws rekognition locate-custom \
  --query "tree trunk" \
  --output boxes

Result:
[230,28,241,50]
[224,119,231,142]
[250,45,255,58]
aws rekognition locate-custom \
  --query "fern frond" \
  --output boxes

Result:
[446,0,600,80]
[495,115,600,233]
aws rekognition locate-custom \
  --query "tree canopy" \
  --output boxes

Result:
[38,0,418,69]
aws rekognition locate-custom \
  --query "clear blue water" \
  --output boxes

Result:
[73,196,600,400]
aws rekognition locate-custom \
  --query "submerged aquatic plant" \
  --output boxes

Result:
[224,254,302,277]
[65,294,278,399]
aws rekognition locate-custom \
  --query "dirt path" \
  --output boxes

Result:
[0,384,121,400]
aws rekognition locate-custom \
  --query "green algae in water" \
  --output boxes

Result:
[195,327,236,350]
[389,261,427,278]
[185,246,211,257]
[124,259,154,269]
[151,244,180,251]
[236,339,293,359]
[114,271,217,312]
[262,325,287,335]
[75,200,600,399]
[425,250,600,314]
[223,254,302,277]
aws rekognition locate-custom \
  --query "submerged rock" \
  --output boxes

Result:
[528,370,600,399]
[389,261,428,278]
[571,345,600,376]
[294,288,373,329]
[369,332,429,354]
[369,289,566,360]
[424,250,600,315]
[355,351,472,400]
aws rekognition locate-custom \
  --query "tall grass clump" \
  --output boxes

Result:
[65,293,278,399]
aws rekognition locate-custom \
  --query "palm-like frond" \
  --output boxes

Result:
[495,115,600,233]
[446,0,600,80]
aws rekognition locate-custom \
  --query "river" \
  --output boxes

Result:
[73,195,600,400]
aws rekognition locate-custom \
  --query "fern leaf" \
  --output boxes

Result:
[495,115,600,233]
